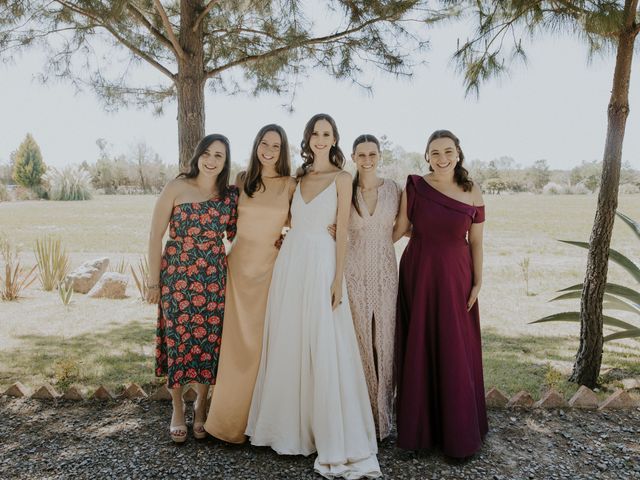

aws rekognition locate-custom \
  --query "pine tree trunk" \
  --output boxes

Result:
[570,0,638,387]
[176,0,206,171]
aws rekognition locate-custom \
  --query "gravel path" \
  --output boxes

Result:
[2,398,639,479]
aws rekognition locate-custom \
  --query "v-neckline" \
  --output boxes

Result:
[358,178,384,217]
[298,179,335,205]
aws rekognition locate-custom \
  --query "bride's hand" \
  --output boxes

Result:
[330,278,343,310]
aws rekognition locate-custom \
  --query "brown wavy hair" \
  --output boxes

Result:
[425,130,473,192]
[243,124,291,197]
[351,134,380,217]
[297,113,346,178]
[177,134,231,197]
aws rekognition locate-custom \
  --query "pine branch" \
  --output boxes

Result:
[152,0,185,60]
[53,0,175,80]
[194,0,218,32]
[206,14,393,78]
[126,3,175,53]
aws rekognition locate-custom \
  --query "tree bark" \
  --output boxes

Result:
[570,0,638,387]
[176,0,206,172]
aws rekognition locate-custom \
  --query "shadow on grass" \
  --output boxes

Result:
[1,321,638,398]
[482,328,640,399]
[0,321,160,392]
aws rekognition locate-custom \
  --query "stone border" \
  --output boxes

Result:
[2,382,639,410]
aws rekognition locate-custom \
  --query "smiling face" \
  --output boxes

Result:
[352,141,380,174]
[427,137,458,175]
[197,140,226,178]
[256,130,282,170]
[309,119,335,158]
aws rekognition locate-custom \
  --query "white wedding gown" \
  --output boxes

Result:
[245,179,381,479]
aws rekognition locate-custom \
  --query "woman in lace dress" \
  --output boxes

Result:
[341,135,402,440]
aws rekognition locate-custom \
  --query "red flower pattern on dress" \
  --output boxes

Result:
[155,187,238,388]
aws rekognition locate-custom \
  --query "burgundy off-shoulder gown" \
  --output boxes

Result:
[395,174,488,458]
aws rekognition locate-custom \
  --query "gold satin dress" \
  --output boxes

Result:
[204,176,295,443]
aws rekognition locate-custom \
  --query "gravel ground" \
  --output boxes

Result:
[1,398,639,479]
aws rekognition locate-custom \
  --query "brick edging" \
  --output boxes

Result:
[2,382,639,410]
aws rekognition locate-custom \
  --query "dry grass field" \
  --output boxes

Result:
[1,193,639,398]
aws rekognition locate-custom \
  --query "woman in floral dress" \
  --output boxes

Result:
[147,134,238,443]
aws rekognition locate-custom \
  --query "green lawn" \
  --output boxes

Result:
[1,193,639,398]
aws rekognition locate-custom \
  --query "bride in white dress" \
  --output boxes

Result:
[245,114,381,479]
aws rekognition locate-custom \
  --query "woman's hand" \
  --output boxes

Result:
[330,278,343,310]
[467,284,481,311]
[146,285,160,304]
[327,224,337,240]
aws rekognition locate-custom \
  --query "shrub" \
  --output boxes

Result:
[620,183,640,194]
[14,185,39,201]
[34,235,71,291]
[45,166,93,201]
[0,183,9,202]
[568,183,590,195]
[542,182,568,195]
[12,134,46,189]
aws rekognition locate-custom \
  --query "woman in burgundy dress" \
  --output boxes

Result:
[393,129,487,458]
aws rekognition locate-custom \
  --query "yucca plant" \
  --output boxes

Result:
[0,237,37,301]
[112,257,128,275]
[34,235,70,291]
[532,212,640,342]
[58,278,73,306]
[131,255,149,301]
[44,166,93,201]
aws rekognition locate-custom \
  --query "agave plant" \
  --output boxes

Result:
[532,212,640,342]
[34,235,70,291]
[112,257,129,275]
[0,237,37,301]
[131,255,149,301]
[58,278,73,306]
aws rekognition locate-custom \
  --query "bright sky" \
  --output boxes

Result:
[1,21,639,170]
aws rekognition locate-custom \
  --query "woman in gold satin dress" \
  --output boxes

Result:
[204,124,296,443]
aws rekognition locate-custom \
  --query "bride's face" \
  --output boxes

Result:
[309,119,335,158]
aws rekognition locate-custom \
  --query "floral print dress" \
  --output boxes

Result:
[155,186,238,388]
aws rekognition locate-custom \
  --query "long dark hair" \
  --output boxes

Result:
[177,134,231,197]
[297,113,346,178]
[243,124,291,197]
[425,129,473,192]
[351,134,381,217]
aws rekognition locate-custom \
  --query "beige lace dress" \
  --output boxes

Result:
[344,178,401,440]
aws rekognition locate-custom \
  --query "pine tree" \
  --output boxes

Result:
[13,134,46,189]
[0,1,453,169]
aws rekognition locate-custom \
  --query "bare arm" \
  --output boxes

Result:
[331,171,352,309]
[392,189,411,243]
[146,180,180,303]
[234,171,245,190]
[467,184,485,310]
[284,177,297,228]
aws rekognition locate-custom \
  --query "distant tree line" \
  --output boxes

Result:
[1,134,638,202]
